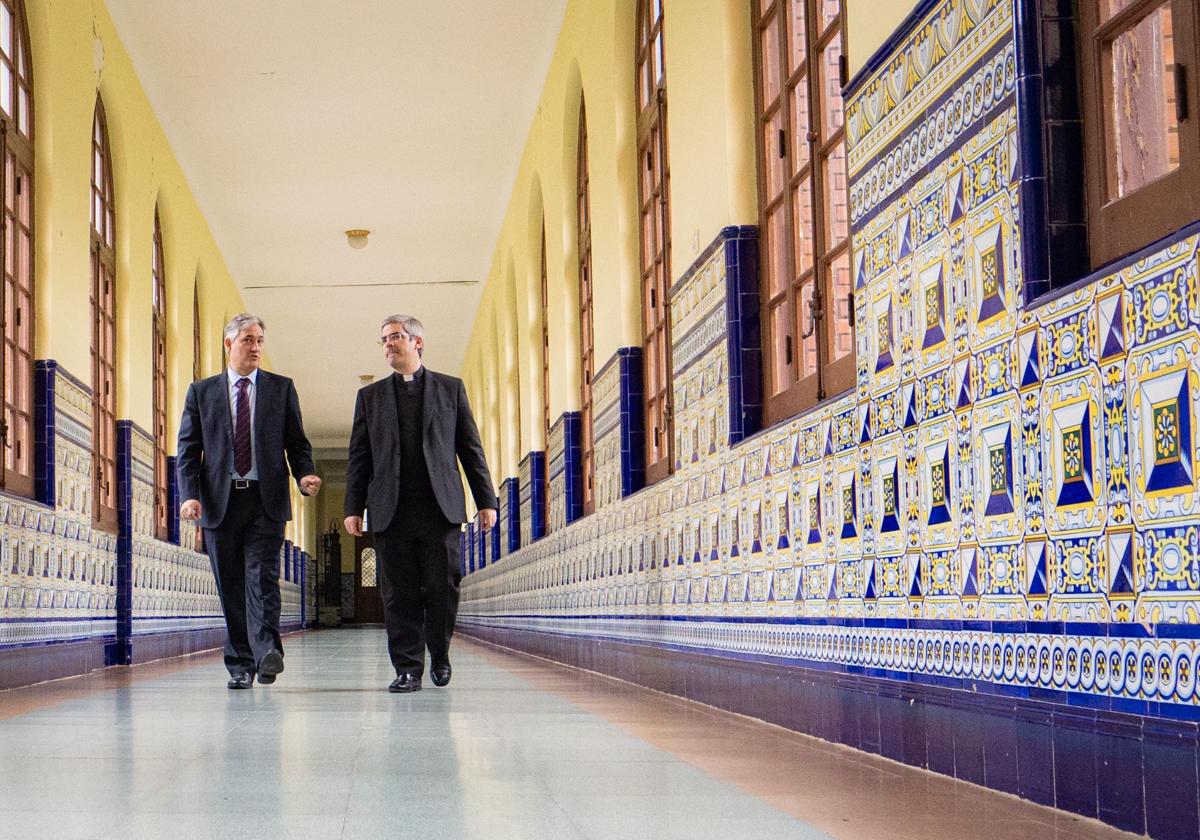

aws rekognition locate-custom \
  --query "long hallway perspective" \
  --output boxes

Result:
[5,0,1200,837]
[0,629,1138,840]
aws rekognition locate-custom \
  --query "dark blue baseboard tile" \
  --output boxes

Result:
[457,622,1200,838]
[128,628,229,665]
[0,636,115,690]
[1143,719,1200,840]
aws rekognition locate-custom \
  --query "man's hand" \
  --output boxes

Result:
[300,475,322,496]
[478,508,497,530]
[180,499,202,521]
[344,516,364,537]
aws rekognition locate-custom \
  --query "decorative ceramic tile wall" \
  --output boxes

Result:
[500,477,520,555]
[592,347,645,510]
[1,365,117,647]
[547,412,582,533]
[461,0,1200,724]
[518,451,546,547]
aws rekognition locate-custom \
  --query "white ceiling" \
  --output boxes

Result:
[105,0,567,446]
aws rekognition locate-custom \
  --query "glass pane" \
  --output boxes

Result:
[825,251,854,362]
[1106,4,1179,198]
[822,144,850,247]
[795,280,818,379]
[770,302,790,395]
[788,0,807,73]
[792,175,814,275]
[361,548,377,588]
[655,33,664,84]
[791,79,811,173]
[818,0,840,32]
[640,59,651,112]
[645,336,658,396]
[761,15,781,105]
[17,85,26,135]
[763,108,786,200]
[819,33,844,138]
[766,203,789,296]
[0,6,10,60]
[0,63,10,117]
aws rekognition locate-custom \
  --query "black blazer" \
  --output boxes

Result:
[344,368,497,531]
[176,370,316,528]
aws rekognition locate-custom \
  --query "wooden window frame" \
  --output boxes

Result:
[0,0,33,499]
[91,97,117,534]
[752,0,855,426]
[192,276,201,381]
[578,99,596,515]
[636,0,674,485]
[152,208,168,541]
[1079,0,1200,268]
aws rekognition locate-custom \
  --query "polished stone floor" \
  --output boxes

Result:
[0,628,1137,840]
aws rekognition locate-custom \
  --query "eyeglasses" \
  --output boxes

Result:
[378,332,415,346]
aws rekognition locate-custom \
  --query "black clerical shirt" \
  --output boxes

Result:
[392,367,436,506]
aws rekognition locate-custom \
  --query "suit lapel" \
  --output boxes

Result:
[254,370,271,445]
[422,369,439,433]
[215,372,234,450]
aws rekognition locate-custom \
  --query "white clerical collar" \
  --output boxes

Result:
[227,367,259,386]
[399,366,423,383]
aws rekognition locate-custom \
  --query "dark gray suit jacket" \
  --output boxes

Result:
[344,368,497,532]
[176,370,316,528]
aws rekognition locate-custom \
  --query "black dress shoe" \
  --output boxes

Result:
[257,650,285,685]
[388,673,422,693]
[227,672,253,690]
[431,660,452,687]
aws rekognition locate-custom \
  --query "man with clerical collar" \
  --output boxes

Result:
[345,314,497,693]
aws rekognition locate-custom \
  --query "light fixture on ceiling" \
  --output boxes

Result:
[345,229,370,249]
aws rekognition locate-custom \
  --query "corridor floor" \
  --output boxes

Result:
[0,628,1138,840]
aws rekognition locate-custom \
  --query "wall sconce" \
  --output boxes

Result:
[345,229,370,249]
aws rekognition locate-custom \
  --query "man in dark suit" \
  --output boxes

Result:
[177,313,322,689]
[344,314,497,693]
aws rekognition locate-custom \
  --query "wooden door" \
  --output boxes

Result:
[353,535,384,624]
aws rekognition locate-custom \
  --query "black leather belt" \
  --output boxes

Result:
[232,479,257,490]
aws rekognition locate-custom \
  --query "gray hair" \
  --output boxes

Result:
[224,313,266,343]
[380,314,424,356]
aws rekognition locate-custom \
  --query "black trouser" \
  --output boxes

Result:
[205,484,286,676]
[373,501,463,677]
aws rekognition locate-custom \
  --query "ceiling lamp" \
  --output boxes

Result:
[345,229,370,249]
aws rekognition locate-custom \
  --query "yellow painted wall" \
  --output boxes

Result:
[461,0,760,476]
[846,0,917,79]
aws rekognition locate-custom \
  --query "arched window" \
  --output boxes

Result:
[91,97,117,532]
[577,99,595,514]
[0,0,33,498]
[152,207,168,540]
[753,0,853,423]
[636,0,673,484]
[539,225,551,537]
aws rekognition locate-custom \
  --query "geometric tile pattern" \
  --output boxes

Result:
[461,0,1200,710]
[463,614,1200,707]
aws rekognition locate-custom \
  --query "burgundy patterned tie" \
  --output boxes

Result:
[234,377,252,477]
